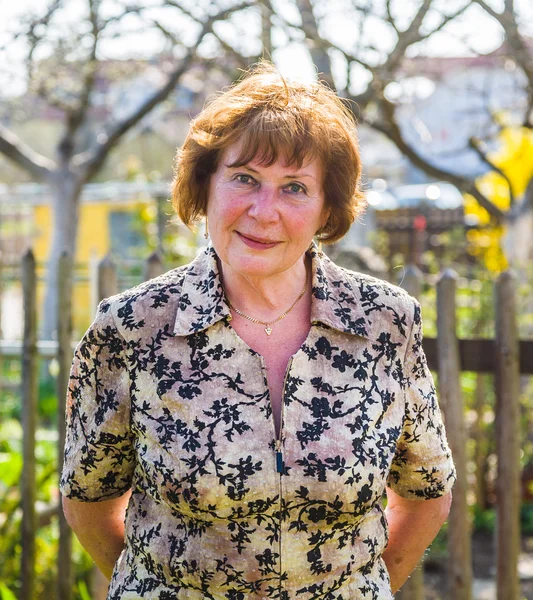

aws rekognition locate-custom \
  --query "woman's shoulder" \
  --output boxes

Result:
[324,257,419,314]
[314,255,420,342]
[96,262,192,340]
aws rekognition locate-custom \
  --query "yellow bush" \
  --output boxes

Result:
[464,125,533,272]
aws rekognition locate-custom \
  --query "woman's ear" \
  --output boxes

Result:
[319,207,331,232]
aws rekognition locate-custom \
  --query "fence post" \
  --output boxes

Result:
[0,249,3,401]
[494,270,521,600]
[437,269,472,600]
[155,194,167,254]
[143,250,165,282]
[98,254,118,300]
[396,263,424,600]
[0,249,3,339]
[20,249,38,600]
[89,249,99,322]
[473,373,488,508]
[400,263,423,299]
[57,252,73,600]
[92,254,120,600]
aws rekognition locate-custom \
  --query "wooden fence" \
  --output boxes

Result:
[3,249,165,600]
[3,251,533,600]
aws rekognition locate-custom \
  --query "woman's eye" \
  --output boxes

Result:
[287,183,305,194]
[235,174,254,184]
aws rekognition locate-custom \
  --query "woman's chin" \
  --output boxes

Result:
[226,260,279,280]
[220,249,287,280]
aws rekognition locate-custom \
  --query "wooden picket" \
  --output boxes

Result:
[98,253,118,300]
[396,263,425,600]
[494,271,521,600]
[57,252,73,600]
[92,254,120,600]
[20,249,38,600]
[4,252,529,599]
[144,249,165,281]
[437,270,473,600]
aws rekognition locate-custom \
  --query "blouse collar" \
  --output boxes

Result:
[172,241,372,339]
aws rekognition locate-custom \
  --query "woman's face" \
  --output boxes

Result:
[206,143,329,281]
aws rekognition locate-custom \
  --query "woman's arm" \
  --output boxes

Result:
[62,489,132,580]
[382,486,452,594]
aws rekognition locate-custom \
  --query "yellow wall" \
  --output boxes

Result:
[34,200,143,338]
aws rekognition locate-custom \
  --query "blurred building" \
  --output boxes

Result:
[345,180,466,267]
[396,40,531,181]
[0,181,196,336]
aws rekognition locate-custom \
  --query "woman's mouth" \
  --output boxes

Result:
[236,231,281,250]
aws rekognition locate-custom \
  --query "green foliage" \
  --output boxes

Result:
[521,504,533,535]
[0,448,22,488]
[130,192,200,266]
[0,359,21,422]
[424,523,449,567]
[0,418,94,598]
[0,583,17,600]
[473,506,497,532]
[389,234,533,532]
[470,504,533,535]
[0,360,59,425]
[38,375,59,425]
[77,579,92,600]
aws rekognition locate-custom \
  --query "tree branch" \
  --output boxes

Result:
[385,0,399,34]
[57,0,101,162]
[335,1,464,115]
[420,2,472,39]
[164,2,250,66]
[468,136,515,206]
[343,90,375,120]
[369,99,506,222]
[260,0,274,58]
[473,0,533,126]
[209,29,254,70]
[294,0,335,88]
[471,0,499,19]
[77,1,253,181]
[20,0,63,87]
[0,124,55,179]
[383,0,431,74]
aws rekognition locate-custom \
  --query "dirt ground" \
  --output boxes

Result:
[418,532,533,599]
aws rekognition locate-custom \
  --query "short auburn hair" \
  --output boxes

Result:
[171,61,367,243]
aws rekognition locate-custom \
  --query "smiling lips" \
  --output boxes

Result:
[236,231,281,250]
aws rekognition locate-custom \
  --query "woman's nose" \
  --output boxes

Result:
[247,185,280,222]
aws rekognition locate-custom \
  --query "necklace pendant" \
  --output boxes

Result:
[265,326,272,336]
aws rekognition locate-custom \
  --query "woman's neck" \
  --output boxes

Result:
[218,255,310,320]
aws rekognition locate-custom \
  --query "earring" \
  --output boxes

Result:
[204,217,209,240]
[318,240,323,255]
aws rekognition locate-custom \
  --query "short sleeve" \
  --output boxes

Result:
[60,299,135,502]
[387,300,456,500]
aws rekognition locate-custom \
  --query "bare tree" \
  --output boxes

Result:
[266,0,533,265]
[3,0,532,342]
[0,0,253,339]
[469,0,533,264]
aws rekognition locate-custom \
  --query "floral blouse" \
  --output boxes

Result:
[60,242,455,600]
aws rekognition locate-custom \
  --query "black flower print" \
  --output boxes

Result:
[61,242,455,600]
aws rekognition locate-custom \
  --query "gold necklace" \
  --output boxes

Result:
[225,271,308,336]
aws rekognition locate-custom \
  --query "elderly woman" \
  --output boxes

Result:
[61,62,455,600]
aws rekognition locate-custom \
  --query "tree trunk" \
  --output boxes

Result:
[502,210,533,267]
[40,170,83,341]
[261,2,273,58]
[295,0,335,89]
[502,177,533,267]
[473,373,488,509]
